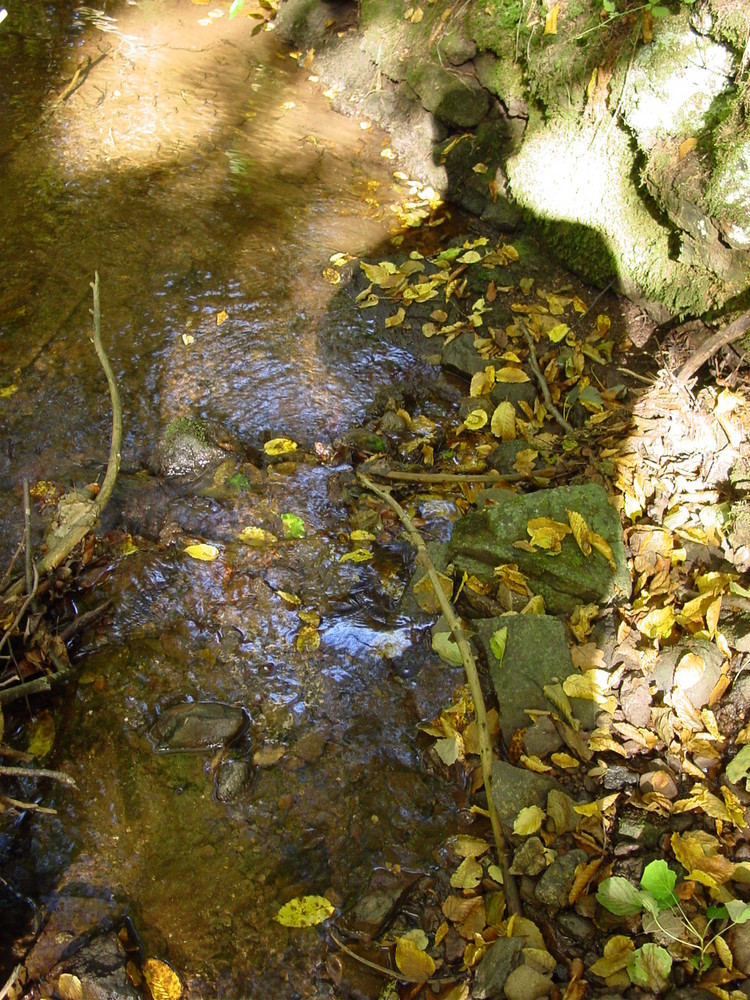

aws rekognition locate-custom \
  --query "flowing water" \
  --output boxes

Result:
[0,1,468,995]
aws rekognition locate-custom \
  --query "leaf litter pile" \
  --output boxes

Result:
[294,207,750,1000]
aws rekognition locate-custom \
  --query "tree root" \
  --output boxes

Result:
[677,309,750,384]
[357,472,521,917]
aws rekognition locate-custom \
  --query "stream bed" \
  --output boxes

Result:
[0,1,470,995]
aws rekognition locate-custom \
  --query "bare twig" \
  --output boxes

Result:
[0,964,22,1000]
[520,322,576,435]
[23,478,33,596]
[0,666,72,706]
[4,273,122,597]
[677,310,750,384]
[357,473,520,916]
[328,929,464,985]
[0,564,38,656]
[0,764,76,787]
[0,795,57,815]
[0,537,24,593]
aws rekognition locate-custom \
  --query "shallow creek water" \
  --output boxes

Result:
[0,2,467,995]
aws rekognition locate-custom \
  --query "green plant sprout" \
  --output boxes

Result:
[597,859,750,989]
[575,0,696,41]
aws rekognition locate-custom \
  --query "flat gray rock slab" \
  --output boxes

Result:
[475,614,598,742]
[150,702,247,752]
[447,483,631,614]
[490,760,560,834]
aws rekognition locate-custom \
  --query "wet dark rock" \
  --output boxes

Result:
[490,760,560,834]
[293,729,328,763]
[325,950,387,1000]
[337,868,420,942]
[214,758,254,802]
[149,702,247,753]
[155,416,232,478]
[522,716,563,759]
[471,936,523,998]
[447,484,631,614]
[486,439,545,475]
[510,837,547,876]
[602,765,639,791]
[556,911,594,941]
[535,849,588,913]
[441,332,487,378]
[23,894,122,982]
[475,614,598,742]
[45,928,141,1000]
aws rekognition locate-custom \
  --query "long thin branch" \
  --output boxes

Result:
[0,765,77,787]
[520,322,575,435]
[357,473,520,916]
[4,273,122,597]
[0,666,72,706]
[677,310,750,384]
[0,795,57,816]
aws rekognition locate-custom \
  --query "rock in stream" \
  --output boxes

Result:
[149,702,248,753]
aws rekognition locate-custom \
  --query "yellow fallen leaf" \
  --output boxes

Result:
[452,835,491,858]
[451,856,483,889]
[638,605,676,639]
[494,366,530,383]
[238,526,277,546]
[275,895,335,927]
[463,410,488,431]
[551,752,580,769]
[513,804,544,835]
[458,250,482,264]
[527,516,570,552]
[322,267,341,284]
[296,625,320,652]
[491,401,516,440]
[216,309,228,326]
[264,437,298,456]
[339,548,374,563]
[350,529,376,542]
[548,323,569,343]
[395,937,435,981]
[522,754,552,773]
[277,590,301,605]
[184,543,219,561]
[142,958,182,1000]
[567,509,591,555]
[298,610,321,626]
[28,710,55,759]
[588,935,634,977]
[544,2,559,33]
[385,307,406,328]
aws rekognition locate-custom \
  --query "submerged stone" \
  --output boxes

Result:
[215,758,254,802]
[150,702,247,753]
[447,484,631,614]
[156,416,229,478]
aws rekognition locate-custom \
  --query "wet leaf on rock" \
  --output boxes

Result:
[432,632,463,666]
[275,895,334,927]
[296,625,320,652]
[339,548,373,564]
[451,835,491,858]
[184,542,219,561]
[281,513,306,539]
[490,401,516,440]
[490,626,507,662]
[142,958,182,1000]
[238,526,278,546]
[264,437,298,456]
[463,410,488,431]
[513,804,544,836]
[451,856,483,889]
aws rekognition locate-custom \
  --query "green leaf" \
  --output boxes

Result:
[432,631,463,666]
[227,472,253,490]
[640,860,677,909]
[229,0,244,18]
[627,943,672,992]
[726,744,750,785]
[490,627,508,662]
[726,899,750,925]
[281,513,306,539]
[651,4,670,14]
[706,904,729,921]
[637,890,660,917]
[596,876,644,915]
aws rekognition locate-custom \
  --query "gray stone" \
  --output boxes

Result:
[442,331,487,377]
[150,702,247,753]
[337,869,420,942]
[522,716,563,759]
[490,760,559,833]
[447,484,631,614]
[487,439,544,476]
[405,62,489,128]
[436,28,477,66]
[503,964,553,1000]
[535,849,588,913]
[471,936,523,998]
[156,416,228,478]
[475,614,598,742]
[556,911,594,941]
[616,815,661,848]
[215,758,254,802]
[510,837,548,876]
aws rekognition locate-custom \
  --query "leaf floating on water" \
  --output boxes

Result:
[322,267,341,284]
[216,309,228,326]
[184,543,219,561]
[395,937,435,981]
[277,590,301,605]
[264,437,298,456]
[275,895,335,927]
[28,710,55,759]
[281,513,306,539]
[142,958,182,1000]
[237,526,278,546]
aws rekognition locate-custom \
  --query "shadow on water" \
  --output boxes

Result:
[0,1,468,994]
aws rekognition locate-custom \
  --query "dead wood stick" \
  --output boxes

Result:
[520,322,575,435]
[362,466,556,485]
[0,666,72,705]
[328,929,464,986]
[0,764,76,787]
[4,273,122,597]
[0,964,22,1000]
[0,564,38,655]
[677,310,750,384]
[23,478,32,596]
[357,472,520,916]
[0,536,24,593]
[0,794,57,815]
[58,599,113,642]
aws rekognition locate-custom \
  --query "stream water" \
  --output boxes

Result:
[0,1,469,995]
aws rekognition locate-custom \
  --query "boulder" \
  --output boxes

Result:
[447,483,631,614]
[149,702,247,753]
